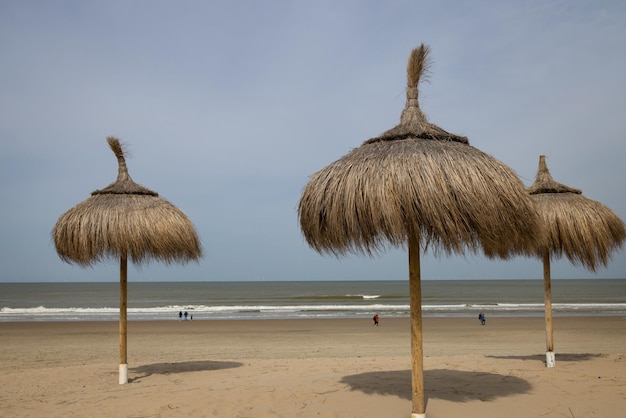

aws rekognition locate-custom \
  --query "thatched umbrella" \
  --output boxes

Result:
[298,45,543,418]
[528,155,625,368]
[52,137,202,384]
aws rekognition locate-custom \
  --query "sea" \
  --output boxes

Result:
[1,279,625,322]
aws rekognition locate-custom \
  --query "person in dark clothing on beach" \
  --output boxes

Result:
[373,314,379,326]
[478,312,486,325]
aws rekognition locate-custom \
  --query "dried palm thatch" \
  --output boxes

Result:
[53,138,201,265]
[298,44,543,417]
[299,138,541,259]
[528,155,625,270]
[52,136,202,384]
[528,155,625,367]
[299,45,540,259]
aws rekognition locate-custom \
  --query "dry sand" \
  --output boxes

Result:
[1,316,625,417]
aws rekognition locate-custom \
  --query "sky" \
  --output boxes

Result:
[1,1,625,283]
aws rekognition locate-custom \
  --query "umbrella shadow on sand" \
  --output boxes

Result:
[129,360,243,383]
[341,369,531,403]
[487,353,605,363]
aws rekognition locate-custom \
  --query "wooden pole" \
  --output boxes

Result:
[119,254,128,383]
[408,229,425,417]
[542,248,555,367]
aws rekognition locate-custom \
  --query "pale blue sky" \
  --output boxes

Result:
[1,1,625,282]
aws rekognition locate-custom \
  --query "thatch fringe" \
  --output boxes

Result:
[53,195,202,266]
[299,139,542,258]
[528,155,625,270]
[531,194,625,270]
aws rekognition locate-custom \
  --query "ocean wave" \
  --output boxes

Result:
[293,294,383,301]
[2,302,626,321]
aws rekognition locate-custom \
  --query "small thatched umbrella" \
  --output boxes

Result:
[298,45,543,418]
[528,155,625,368]
[52,137,202,384]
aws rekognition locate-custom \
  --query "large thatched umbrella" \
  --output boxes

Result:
[298,45,543,418]
[528,155,625,368]
[52,137,202,384]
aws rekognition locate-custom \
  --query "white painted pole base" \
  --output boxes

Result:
[546,351,555,368]
[119,363,128,384]
[411,413,426,418]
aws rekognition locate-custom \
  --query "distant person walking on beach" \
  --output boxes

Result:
[184,311,189,320]
[478,312,486,325]
[179,311,183,320]
[373,314,379,326]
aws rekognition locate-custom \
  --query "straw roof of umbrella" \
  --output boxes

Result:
[528,155,625,271]
[298,44,543,416]
[53,137,202,266]
[299,45,543,260]
[53,137,202,385]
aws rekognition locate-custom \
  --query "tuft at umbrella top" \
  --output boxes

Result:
[528,155,581,195]
[92,137,159,196]
[364,45,469,145]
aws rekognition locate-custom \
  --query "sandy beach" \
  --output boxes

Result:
[1,316,624,417]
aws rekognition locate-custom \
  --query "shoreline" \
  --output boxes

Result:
[3,310,625,323]
[3,279,625,323]
[1,316,625,417]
